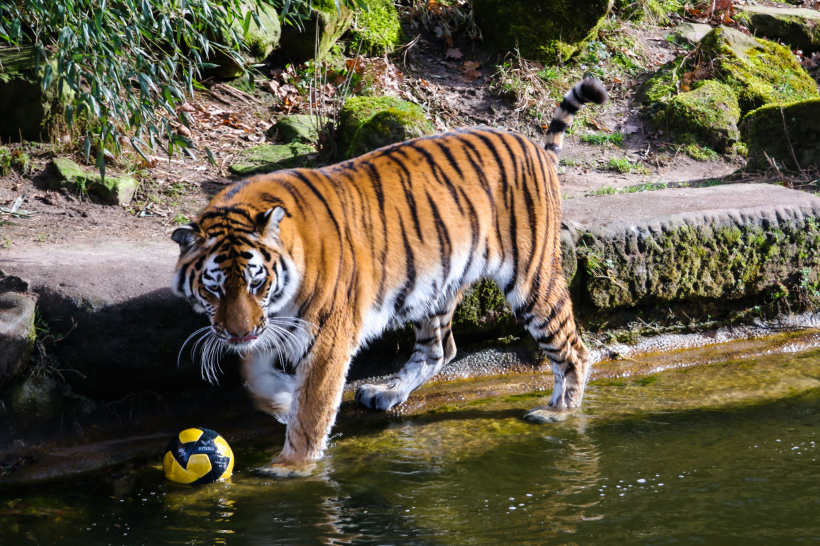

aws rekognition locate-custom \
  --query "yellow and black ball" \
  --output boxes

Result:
[163,428,234,484]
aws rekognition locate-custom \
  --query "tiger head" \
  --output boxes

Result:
[171,205,299,354]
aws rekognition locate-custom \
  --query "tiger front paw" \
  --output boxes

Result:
[255,455,315,478]
[523,406,572,424]
[355,383,408,411]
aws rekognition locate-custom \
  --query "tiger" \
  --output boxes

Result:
[171,78,607,475]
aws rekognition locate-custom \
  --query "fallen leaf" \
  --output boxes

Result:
[462,69,482,83]
[462,60,482,71]
[445,48,463,60]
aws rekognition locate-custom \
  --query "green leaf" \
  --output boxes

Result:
[204,146,217,167]
[42,64,53,91]
[83,136,91,163]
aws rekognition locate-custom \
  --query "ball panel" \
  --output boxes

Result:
[179,428,204,444]
[164,452,199,484]
[186,453,214,480]
[213,435,235,480]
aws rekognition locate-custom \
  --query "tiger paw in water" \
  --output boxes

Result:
[163,428,234,484]
[255,456,315,478]
[523,407,571,424]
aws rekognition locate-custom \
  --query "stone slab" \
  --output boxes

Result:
[562,182,820,230]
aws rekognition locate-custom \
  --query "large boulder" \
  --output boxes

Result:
[349,0,404,56]
[278,0,355,61]
[209,2,282,79]
[639,27,817,117]
[49,158,138,206]
[472,0,613,63]
[741,98,820,171]
[0,291,36,394]
[666,80,740,153]
[738,5,820,54]
[269,114,322,144]
[699,26,818,114]
[337,96,434,160]
[0,47,74,142]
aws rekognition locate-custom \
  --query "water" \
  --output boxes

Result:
[4,348,820,544]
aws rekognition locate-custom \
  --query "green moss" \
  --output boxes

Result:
[337,96,434,160]
[228,142,318,176]
[471,0,613,63]
[741,98,820,171]
[699,27,818,114]
[581,215,820,311]
[349,0,404,56]
[453,280,511,329]
[49,158,138,205]
[667,81,740,152]
[739,6,820,55]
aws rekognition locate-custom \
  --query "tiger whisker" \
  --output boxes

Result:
[178,326,210,367]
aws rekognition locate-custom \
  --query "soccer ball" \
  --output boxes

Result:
[163,428,234,484]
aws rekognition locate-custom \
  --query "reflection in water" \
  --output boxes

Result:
[3,348,820,544]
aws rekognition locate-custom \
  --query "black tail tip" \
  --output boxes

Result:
[579,78,608,106]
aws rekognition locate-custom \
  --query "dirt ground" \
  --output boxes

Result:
[0,15,792,252]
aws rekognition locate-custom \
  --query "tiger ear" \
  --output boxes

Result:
[171,222,203,250]
[257,206,287,241]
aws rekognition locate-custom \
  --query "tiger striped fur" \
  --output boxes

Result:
[171,78,608,473]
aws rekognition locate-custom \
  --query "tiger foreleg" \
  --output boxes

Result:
[257,323,356,475]
[356,309,457,411]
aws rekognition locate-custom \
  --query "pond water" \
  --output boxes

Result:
[4,346,820,545]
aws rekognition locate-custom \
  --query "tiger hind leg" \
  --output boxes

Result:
[516,283,591,419]
[356,301,458,411]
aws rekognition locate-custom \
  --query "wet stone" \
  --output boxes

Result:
[0,291,36,394]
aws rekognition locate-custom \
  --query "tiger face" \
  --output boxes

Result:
[171,206,297,353]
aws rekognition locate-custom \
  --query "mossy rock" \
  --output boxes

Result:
[0,47,74,141]
[349,0,404,56]
[228,142,318,176]
[472,0,613,63]
[49,158,138,206]
[278,0,355,61]
[699,26,818,114]
[737,6,820,54]
[667,81,740,152]
[269,114,322,144]
[7,375,63,425]
[208,2,282,79]
[0,293,36,395]
[741,98,820,171]
[337,96,434,160]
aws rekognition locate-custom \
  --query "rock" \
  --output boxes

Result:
[228,143,318,176]
[278,0,355,61]
[48,158,138,206]
[738,5,820,54]
[337,96,434,160]
[741,98,820,171]
[562,183,820,312]
[699,26,818,114]
[269,114,322,143]
[6,375,63,425]
[668,22,713,44]
[471,0,613,63]
[209,2,282,79]
[0,292,36,394]
[666,81,740,152]
[0,47,74,142]
[350,0,404,56]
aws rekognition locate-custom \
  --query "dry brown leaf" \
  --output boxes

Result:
[445,48,463,60]
[462,60,482,70]
[462,69,481,83]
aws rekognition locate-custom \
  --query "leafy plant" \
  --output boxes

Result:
[0,0,353,175]
[608,157,633,173]
[173,212,189,225]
